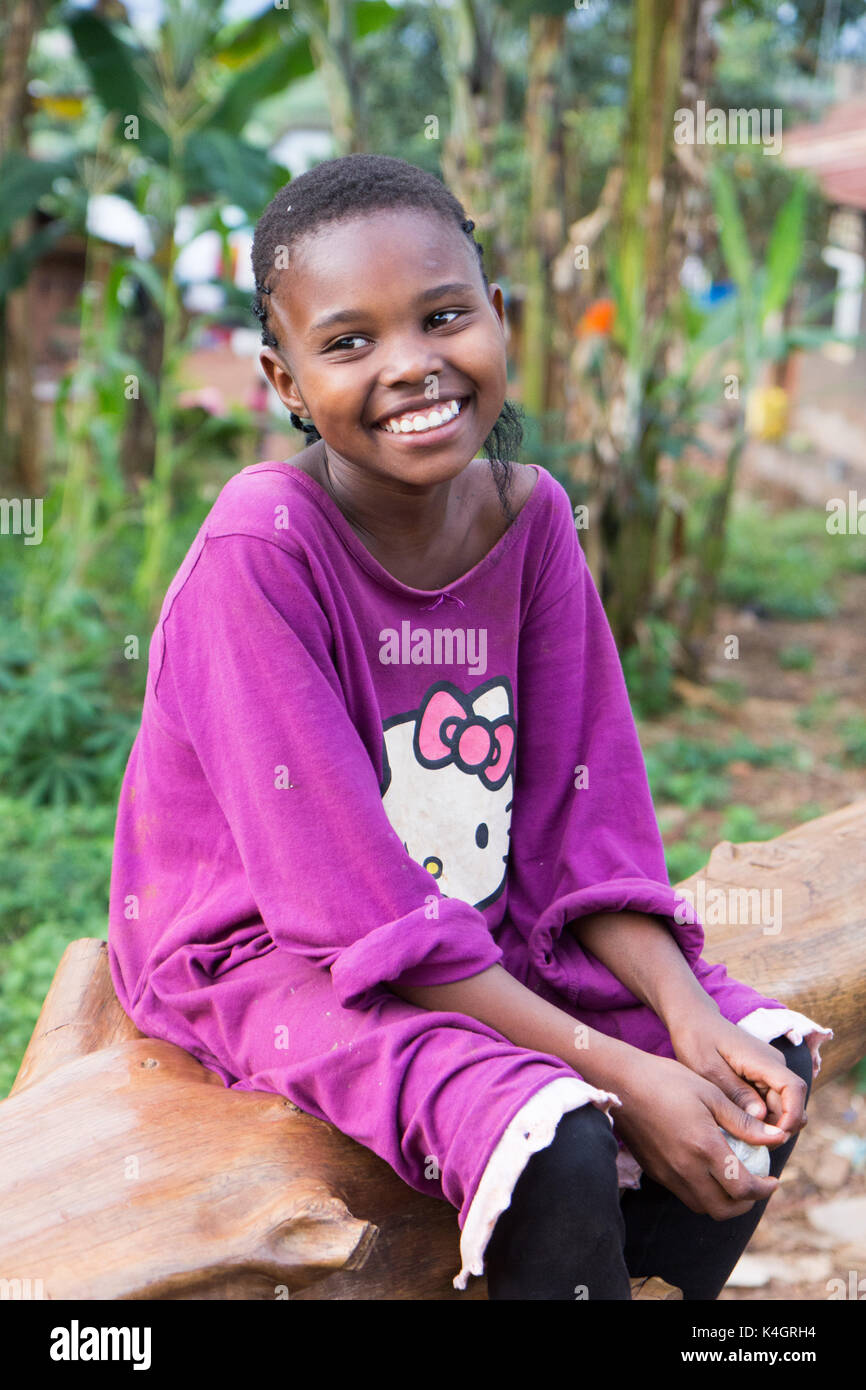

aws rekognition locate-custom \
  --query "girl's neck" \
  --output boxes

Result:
[298,439,481,587]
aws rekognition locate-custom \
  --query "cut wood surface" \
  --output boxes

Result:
[1,800,863,1300]
[677,798,865,1079]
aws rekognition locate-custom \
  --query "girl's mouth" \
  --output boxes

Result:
[374,397,469,442]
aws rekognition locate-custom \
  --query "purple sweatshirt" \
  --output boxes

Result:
[108,459,830,1290]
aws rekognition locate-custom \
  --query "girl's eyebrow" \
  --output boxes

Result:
[307,281,478,338]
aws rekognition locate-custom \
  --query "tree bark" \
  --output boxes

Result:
[301,0,368,156]
[118,277,164,486]
[0,0,48,495]
[520,12,565,421]
[431,0,502,278]
[599,0,688,648]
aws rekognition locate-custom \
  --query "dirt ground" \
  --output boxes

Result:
[718,1080,866,1302]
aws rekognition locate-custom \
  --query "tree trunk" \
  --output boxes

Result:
[118,277,164,486]
[519,13,564,422]
[0,0,47,495]
[431,0,502,278]
[302,0,368,156]
[600,0,688,649]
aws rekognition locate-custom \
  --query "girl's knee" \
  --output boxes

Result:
[486,1102,627,1296]
[769,1035,814,1098]
[517,1102,621,1199]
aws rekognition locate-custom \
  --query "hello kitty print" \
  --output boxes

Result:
[380,677,516,910]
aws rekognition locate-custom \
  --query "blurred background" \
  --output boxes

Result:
[1,0,865,1296]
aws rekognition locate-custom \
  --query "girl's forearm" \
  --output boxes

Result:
[390,963,641,1093]
[566,910,720,1031]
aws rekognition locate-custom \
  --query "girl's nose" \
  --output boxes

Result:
[378,338,447,386]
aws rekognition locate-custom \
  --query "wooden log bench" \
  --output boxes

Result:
[1,799,864,1301]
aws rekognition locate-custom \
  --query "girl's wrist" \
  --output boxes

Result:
[560,1023,651,1094]
[661,984,722,1041]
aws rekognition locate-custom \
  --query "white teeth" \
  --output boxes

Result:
[381,398,463,434]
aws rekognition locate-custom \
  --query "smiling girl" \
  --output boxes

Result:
[108,154,831,1300]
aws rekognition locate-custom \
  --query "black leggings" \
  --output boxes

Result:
[484,1036,812,1300]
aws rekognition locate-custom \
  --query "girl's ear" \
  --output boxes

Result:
[487,283,507,334]
[259,347,308,416]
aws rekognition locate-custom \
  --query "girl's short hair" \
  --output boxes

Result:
[250,153,523,520]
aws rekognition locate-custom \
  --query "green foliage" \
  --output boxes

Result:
[837,717,866,768]
[777,644,814,671]
[711,678,747,704]
[0,921,80,1100]
[719,804,784,843]
[0,797,115,947]
[0,557,142,808]
[621,618,679,718]
[662,784,789,881]
[795,691,837,730]
[664,837,711,886]
[708,166,808,347]
[644,734,797,812]
[0,798,115,1099]
[0,650,138,806]
[0,150,78,240]
[720,498,863,619]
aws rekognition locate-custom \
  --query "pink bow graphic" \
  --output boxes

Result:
[415,686,514,789]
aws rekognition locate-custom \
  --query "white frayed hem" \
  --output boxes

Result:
[735,1006,834,1077]
[453,1076,621,1291]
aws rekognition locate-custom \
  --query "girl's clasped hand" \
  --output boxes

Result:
[612,1015,808,1222]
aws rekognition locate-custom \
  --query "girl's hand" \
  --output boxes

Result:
[667,1011,809,1139]
[611,1049,789,1221]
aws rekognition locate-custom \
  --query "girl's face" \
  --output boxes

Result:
[259,207,508,487]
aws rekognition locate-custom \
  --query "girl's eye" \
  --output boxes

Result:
[325,310,465,351]
[326,334,369,352]
[428,309,463,328]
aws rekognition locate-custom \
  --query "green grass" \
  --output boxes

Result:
[777,643,814,671]
[711,678,747,704]
[648,734,806,884]
[795,691,838,729]
[838,716,866,767]
[664,837,711,884]
[644,733,798,812]
[719,496,866,619]
[621,617,679,718]
[718,803,784,843]
[0,797,115,1099]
